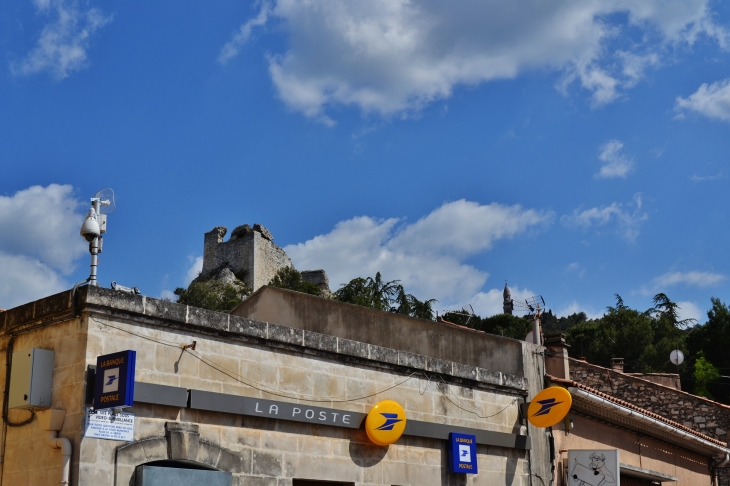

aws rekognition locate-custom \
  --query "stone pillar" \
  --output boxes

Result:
[544,333,570,380]
[165,422,200,462]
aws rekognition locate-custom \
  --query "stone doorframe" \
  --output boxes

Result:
[115,422,243,486]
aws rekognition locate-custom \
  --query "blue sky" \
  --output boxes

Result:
[2,0,730,324]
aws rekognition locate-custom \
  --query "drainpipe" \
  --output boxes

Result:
[37,410,72,485]
[47,431,72,485]
[712,453,730,486]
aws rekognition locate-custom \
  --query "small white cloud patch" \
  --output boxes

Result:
[676,78,730,122]
[596,140,633,179]
[561,194,648,241]
[11,0,112,79]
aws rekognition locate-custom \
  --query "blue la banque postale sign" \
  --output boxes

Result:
[94,350,136,410]
[448,432,478,474]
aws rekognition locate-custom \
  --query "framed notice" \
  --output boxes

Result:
[568,449,620,486]
[85,408,134,441]
[94,350,136,410]
[448,432,478,474]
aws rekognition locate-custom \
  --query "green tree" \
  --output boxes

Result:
[693,352,721,399]
[334,272,436,320]
[268,267,323,296]
[174,279,251,312]
[687,298,730,402]
[441,308,532,339]
[393,287,438,320]
[334,272,401,311]
[564,293,688,373]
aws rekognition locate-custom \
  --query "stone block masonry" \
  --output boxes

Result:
[200,224,332,295]
[569,358,730,443]
[201,224,293,292]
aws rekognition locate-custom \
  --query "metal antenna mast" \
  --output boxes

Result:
[510,295,546,345]
[79,189,115,286]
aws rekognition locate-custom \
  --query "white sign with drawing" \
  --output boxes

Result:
[85,408,134,442]
[568,449,619,486]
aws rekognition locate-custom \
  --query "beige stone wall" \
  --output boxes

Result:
[81,315,529,486]
[0,317,87,486]
[552,414,710,486]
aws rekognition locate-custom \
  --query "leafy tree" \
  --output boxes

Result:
[687,298,730,401]
[693,352,721,399]
[479,313,533,340]
[393,287,438,320]
[268,267,323,296]
[174,279,251,312]
[442,308,532,339]
[542,309,589,334]
[334,272,436,320]
[565,293,688,373]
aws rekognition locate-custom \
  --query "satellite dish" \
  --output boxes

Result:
[94,188,116,214]
[670,349,684,366]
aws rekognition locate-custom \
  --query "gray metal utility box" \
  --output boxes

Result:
[8,348,54,409]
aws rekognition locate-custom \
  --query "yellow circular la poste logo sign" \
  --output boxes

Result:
[365,400,407,446]
[527,386,572,428]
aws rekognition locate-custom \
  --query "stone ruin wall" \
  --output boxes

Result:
[569,358,730,443]
[202,224,292,291]
[200,224,330,294]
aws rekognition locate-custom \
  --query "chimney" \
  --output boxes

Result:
[610,358,624,373]
[544,334,570,380]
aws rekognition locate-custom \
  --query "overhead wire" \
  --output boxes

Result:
[91,316,519,417]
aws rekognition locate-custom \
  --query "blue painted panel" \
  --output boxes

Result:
[137,466,232,486]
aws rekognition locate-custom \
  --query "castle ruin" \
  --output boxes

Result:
[197,224,330,294]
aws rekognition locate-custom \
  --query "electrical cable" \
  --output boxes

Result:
[92,317,418,403]
[91,316,518,418]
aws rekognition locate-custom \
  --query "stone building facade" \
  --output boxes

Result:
[545,334,730,486]
[0,285,550,485]
[568,357,730,443]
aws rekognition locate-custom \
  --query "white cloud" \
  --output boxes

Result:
[223,0,727,121]
[218,2,271,64]
[617,51,660,88]
[159,289,176,301]
[676,78,730,122]
[0,253,68,310]
[677,301,704,324]
[653,271,726,288]
[556,301,604,320]
[185,256,204,285]
[640,271,726,296]
[0,184,87,308]
[561,193,648,241]
[285,200,553,310]
[0,184,86,273]
[565,262,585,278]
[466,285,536,318]
[691,171,723,182]
[596,139,634,179]
[11,0,112,79]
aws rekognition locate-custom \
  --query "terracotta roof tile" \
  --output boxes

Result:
[548,374,728,447]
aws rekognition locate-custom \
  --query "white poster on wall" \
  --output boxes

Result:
[567,449,620,486]
[85,408,134,442]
